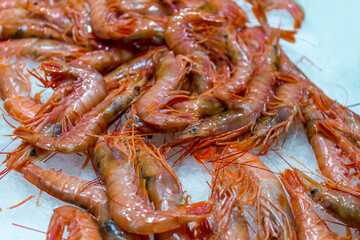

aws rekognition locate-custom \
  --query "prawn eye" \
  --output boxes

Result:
[192,128,198,133]
[49,34,53,39]
[310,189,319,195]
[134,86,140,91]
[223,34,228,39]
[30,148,36,157]
[136,149,140,153]
[147,135,153,139]
[33,2,38,5]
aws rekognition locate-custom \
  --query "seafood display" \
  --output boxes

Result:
[0,0,359,239]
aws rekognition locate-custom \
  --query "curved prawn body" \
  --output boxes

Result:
[92,139,213,235]
[136,51,198,131]
[18,162,140,240]
[0,8,65,41]
[246,0,304,29]
[47,205,102,240]
[88,0,135,40]
[123,16,167,45]
[115,0,171,16]
[224,151,296,239]
[18,162,108,220]
[176,60,275,144]
[136,141,190,239]
[200,0,248,28]
[280,170,351,240]
[239,80,309,154]
[0,63,42,123]
[0,38,87,61]
[302,103,352,184]
[71,48,133,73]
[212,25,254,109]
[165,8,223,94]
[104,47,166,91]
[14,60,105,131]
[15,66,148,154]
[291,168,360,228]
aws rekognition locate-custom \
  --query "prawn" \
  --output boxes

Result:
[246,0,305,29]
[0,38,87,61]
[280,169,352,240]
[88,0,135,40]
[211,24,255,110]
[92,139,213,235]
[136,141,190,239]
[238,80,309,154]
[14,65,149,154]
[71,47,133,73]
[219,150,296,239]
[165,8,224,94]
[47,205,102,240]
[301,100,352,184]
[290,168,360,228]
[175,58,275,145]
[0,8,66,41]
[104,47,166,91]
[200,0,248,28]
[135,51,198,131]
[114,0,171,16]
[16,162,140,239]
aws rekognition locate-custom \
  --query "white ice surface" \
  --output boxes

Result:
[0,0,360,239]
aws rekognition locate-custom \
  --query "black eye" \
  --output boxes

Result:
[147,135,153,139]
[136,149,140,153]
[192,128,198,133]
[310,189,319,195]
[30,148,36,157]
[33,2,38,5]
[49,34,53,39]
[223,34,228,38]
[134,86,140,91]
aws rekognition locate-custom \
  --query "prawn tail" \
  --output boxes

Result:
[279,169,306,197]
[233,135,260,152]
[47,214,66,240]
[178,201,213,223]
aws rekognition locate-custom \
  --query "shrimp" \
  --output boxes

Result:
[104,47,166,91]
[200,0,248,28]
[238,80,309,154]
[115,0,171,16]
[0,8,66,41]
[92,139,213,235]
[47,206,102,240]
[175,59,275,145]
[220,150,296,239]
[165,8,223,94]
[71,48,133,73]
[17,162,140,239]
[27,0,72,31]
[211,24,254,109]
[290,168,360,228]
[280,169,351,240]
[14,65,149,154]
[246,0,305,29]
[136,141,190,239]
[135,51,198,131]
[197,157,250,239]
[88,0,135,40]
[123,16,167,45]
[301,102,352,184]
[0,38,87,61]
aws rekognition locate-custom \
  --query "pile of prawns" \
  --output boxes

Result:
[0,0,359,239]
